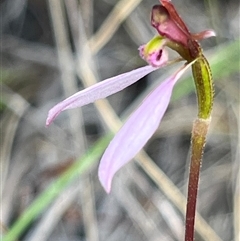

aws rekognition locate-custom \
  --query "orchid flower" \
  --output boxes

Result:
[46,1,215,195]
[47,1,217,240]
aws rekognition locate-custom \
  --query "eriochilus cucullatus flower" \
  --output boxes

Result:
[46,1,215,240]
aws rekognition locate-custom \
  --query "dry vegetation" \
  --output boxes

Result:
[1,0,239,240]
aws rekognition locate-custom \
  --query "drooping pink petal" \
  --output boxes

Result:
[46,65,157,126]
[98,61,195,193]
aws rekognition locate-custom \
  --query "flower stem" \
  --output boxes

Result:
[185,53,213,240]
[185,118,210,241]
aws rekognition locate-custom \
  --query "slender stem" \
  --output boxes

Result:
[185,52,213,240]
[185,118,210,241]
[185,160,201,240]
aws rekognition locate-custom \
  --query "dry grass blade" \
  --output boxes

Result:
[1,87,30,225]
[234,171,240,241]
[1,85,30,197]
[80,176,99,241]
[88,0,142,54]
[232,103,240,241]
[79,0,93,37]
[64,0,99,239]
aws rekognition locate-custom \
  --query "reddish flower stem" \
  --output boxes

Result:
[185,151,201,241]
[185,118,210,241]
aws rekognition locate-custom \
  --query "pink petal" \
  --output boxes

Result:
[191,30,216,41]
[98,62,194,193]
[46,65,157,126]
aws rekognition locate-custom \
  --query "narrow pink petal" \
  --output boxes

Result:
[191,30,216,41]
[98,62,194,193]
[46,65,157,126]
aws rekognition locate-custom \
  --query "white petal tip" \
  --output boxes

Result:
[98,170,112,194]
[46,115,54,127]
[192,29,216,41]
[204,30,217,38]
[46,118,51,127]
[100,179,112,194]
[46,108,61,127]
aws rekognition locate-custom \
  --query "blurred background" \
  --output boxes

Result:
[1,0,239,240]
